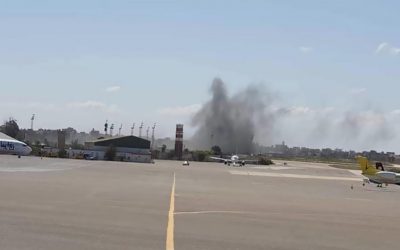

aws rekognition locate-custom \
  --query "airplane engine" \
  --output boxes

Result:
[241,161,245,166]
[224,161,228,165]
[377,172,396,182]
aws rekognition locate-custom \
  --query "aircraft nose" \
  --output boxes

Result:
[26,146,32,155]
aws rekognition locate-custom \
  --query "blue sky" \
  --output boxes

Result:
[1,1,399,151]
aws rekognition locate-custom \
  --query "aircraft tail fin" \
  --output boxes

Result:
[356,156,378,175]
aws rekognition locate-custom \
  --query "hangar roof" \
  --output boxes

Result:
[87,136,150,149]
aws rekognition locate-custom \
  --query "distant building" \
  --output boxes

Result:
[89,128,101,139]
[57,130,66,150]
[175,124,183,160]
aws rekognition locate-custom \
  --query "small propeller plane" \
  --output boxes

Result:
[357,156,400,187]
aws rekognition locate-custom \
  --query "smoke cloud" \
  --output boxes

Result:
[190,78,274,154]
[274,108,396,152]
[190,78,398,153]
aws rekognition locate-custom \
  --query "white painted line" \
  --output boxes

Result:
[348,170,363,176]
[230,170,362,182]
[174,210,248,215]
[0,167,73,172]
[345,198,372,202]
[248,166,302,170]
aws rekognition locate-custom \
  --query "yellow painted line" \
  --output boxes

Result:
[166,172,176,250]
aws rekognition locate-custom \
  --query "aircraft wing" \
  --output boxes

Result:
[210,156,231,162]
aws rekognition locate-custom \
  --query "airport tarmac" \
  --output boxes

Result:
[1,156,400,250]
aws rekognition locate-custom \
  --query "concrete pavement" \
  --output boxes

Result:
[1,156,400,250]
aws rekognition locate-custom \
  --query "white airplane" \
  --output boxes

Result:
[210,155,254,166]
[357,156,400,187]
[0,132,32,156]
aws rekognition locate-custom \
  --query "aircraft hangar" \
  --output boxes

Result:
[68,135,152,163]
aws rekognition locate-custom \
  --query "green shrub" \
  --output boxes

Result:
[58,149,67,158]
[258,157,274,165]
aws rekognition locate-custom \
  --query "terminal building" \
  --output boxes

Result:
[68,135,152,163]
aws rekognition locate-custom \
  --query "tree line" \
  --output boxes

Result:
[0,118,20,139]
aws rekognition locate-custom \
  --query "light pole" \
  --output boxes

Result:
[131,123,135,136]
[151,123,156,149]
[118,124,123,136]
[104,120,108,136]
[139,122,144,138]
[30,114,35,130]
[110,124,114,136]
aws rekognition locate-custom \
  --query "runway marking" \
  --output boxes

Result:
[230,170,362,182]
[248,166,302,170]
[0,167,74,172]
[166,172,176,250]
[174,210,248,215]
[345,198,372,202]
[348,170,362,176]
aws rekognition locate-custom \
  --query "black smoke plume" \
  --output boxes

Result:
[190,78,273,154]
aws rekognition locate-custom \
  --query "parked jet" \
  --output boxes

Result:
[357,156,400,187]
[0,132,32,156]
[210,155,254,166]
